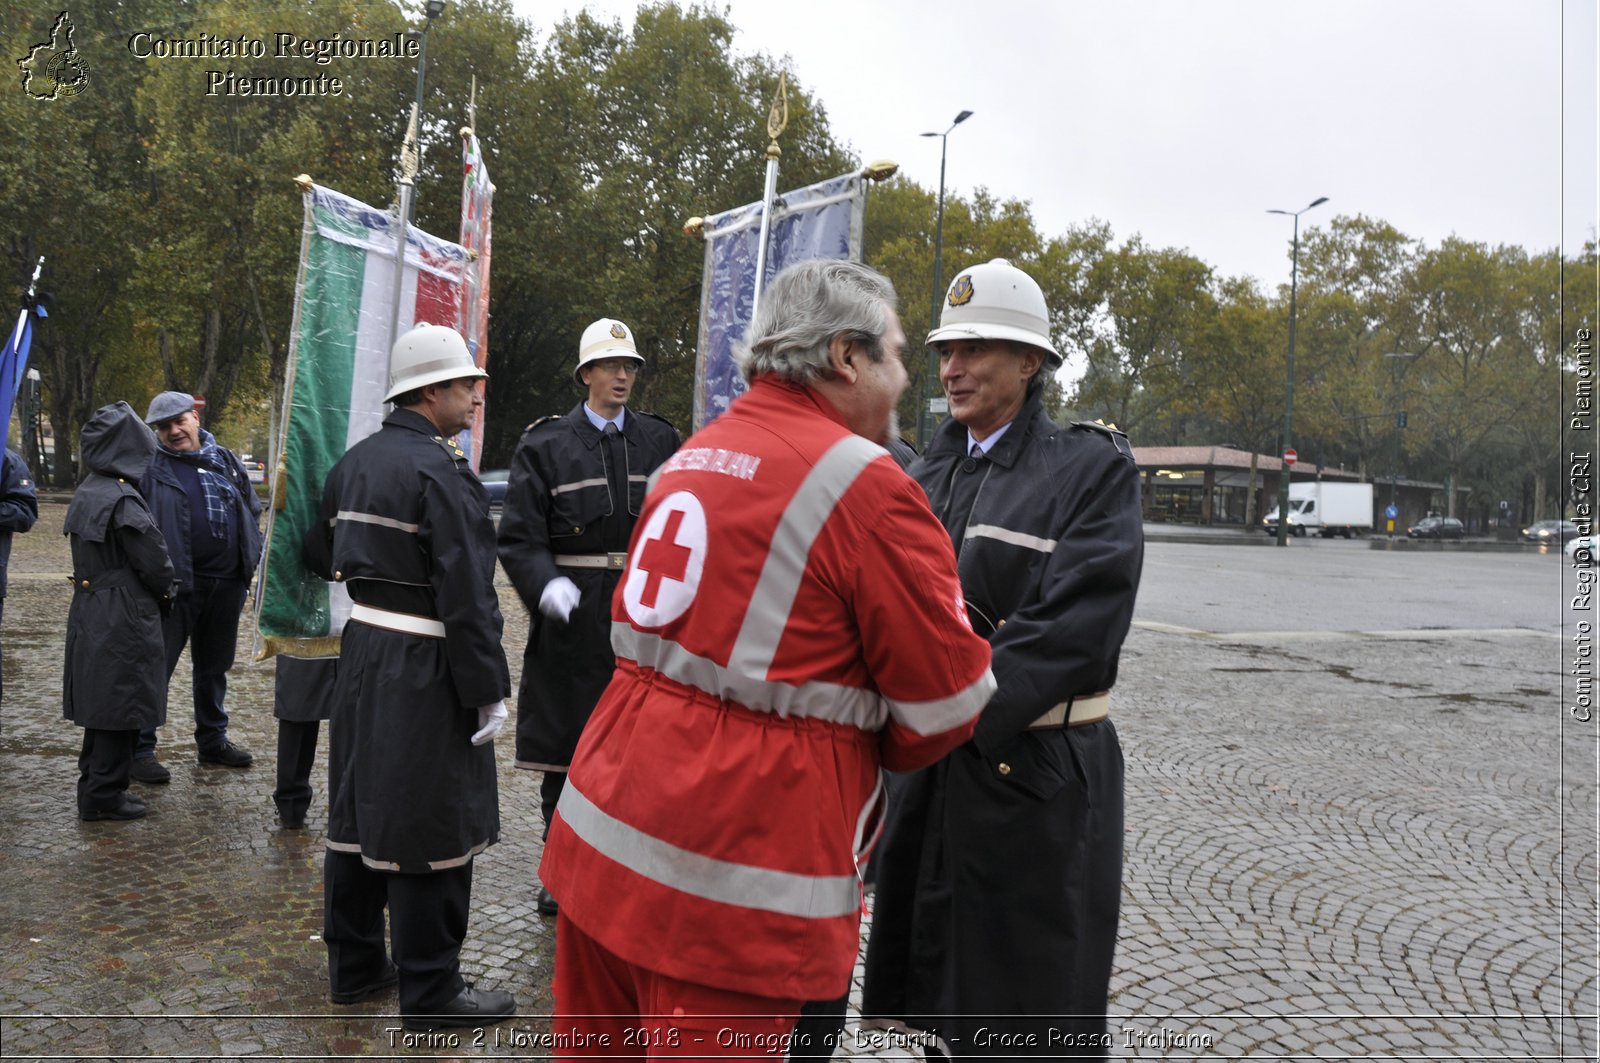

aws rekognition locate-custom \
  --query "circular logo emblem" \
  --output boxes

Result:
[609,322,627,339]
[46,50,90,97]
[622,491,707,627]
[947,274,974,307]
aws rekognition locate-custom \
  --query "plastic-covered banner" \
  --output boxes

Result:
[256,183,467,657]
[459,130,494,471]
[692,172,866,429]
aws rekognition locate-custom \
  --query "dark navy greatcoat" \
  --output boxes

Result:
[304,408,509,871]
[63,403,176,732]
[863,391,1144,1058]
[497,404,679,770]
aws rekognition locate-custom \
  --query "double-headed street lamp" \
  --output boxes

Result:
[1267,195,1328,546]
[916,109,973,450]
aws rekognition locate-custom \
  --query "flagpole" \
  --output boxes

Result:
[5,256,43,393]
[749,74,788,321]
[385,3,444,389]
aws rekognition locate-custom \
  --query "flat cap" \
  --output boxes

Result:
[145,391,195,426]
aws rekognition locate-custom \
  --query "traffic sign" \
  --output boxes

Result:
[1283,447,1297,466]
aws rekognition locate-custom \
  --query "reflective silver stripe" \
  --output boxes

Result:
[612,623,888,729]
[558,781,860,919]
[628,474,649,483]
[327,837,492,872]
[730,435,886,674]
[552,477,607,496]
[883,669,996,736]
[335,509,419,534]
[964,522,1057,554]
[350,602,446,638]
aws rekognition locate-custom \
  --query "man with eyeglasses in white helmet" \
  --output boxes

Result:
[497,317,680,917]
[303,323,516,1032]
[863,259,1144,1058]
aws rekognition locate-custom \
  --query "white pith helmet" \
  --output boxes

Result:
[574,318,644,387]
[383,323,486,403]
[927,258,1061,366]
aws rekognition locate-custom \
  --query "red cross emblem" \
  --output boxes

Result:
[623,491,707,627]
[637,509,692,608]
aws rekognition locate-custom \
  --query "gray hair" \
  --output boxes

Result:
[735,259,898,385]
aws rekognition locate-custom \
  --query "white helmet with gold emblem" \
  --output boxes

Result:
[383,323,486,403]
[574,318,644,386]
[927,258,1060,366]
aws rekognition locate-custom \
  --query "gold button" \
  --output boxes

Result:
[997,763,1012,775]
[80,579,90,588]
[334,570,343,580]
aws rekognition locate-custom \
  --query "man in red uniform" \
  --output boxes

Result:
[540,259,995,1058]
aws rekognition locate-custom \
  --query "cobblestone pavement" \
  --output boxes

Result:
[1,497,1594,1059]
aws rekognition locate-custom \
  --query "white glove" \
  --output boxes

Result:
[539,576,580,623]
[471,700,508,746]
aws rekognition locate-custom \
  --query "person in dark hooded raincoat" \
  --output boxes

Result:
[63,402,176,821]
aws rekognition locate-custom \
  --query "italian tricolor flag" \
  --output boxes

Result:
[257,183,470,654]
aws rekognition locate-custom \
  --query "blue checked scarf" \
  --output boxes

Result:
[162,430,239,540]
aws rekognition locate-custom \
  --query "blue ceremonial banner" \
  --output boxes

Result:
[1,260,46,437]
[692,172,867,429]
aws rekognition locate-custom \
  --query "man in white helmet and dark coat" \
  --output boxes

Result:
[496,317,679,916]
[63,402,176,821]
[303,323,516,1031]
[862,259,1144,1058]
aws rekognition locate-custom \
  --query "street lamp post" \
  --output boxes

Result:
[1267,196,1328,546]
[916,109,973,450]
[1384,351,1419,535]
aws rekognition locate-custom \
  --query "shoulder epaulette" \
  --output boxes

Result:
[429,434,469,462]
[637,410,680,433]
[523,414,562,434]
[1071,419,1134,458]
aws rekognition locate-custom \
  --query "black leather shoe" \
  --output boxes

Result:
[129,758,171,784]
[402,985,516,1031]
[121,791,147,808]
[81,798,148,821]
[536,887,558,917]
[197,741,253,768]
[330,962,398,1004]
[278,813,307,830]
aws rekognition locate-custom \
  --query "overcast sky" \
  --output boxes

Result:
[518,0,1597,289]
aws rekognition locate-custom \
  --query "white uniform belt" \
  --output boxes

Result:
[349,603,446,639]
[556,552,628,570]
[1026,691,1110,730]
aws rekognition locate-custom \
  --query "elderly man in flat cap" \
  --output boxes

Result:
[129,391,263,784]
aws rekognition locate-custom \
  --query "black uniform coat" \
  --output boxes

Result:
[304,408,510,871]
[0,448,39,599]
[862,391,1144,1057]
[62,403,176,732]
[497,404,679,770]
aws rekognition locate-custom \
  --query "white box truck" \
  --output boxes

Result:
[1261,482,1375,538]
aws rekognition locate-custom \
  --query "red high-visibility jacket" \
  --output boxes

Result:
[540,377,995,1001]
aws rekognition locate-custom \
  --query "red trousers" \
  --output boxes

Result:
[553,913,804,1060]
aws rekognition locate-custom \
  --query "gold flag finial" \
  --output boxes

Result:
[683,216,706,239]
[294,174,314,194]
[861,160,899,182]
[765,73,789,159]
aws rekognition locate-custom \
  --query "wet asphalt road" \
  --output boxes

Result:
[0,497,1593,1059]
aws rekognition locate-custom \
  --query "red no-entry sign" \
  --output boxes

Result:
[1283,448,1297,466]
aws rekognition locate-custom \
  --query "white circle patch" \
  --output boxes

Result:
[622,490,707,628]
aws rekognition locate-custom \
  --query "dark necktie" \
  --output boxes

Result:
[603,422,629,527]
[944,443,987,557]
